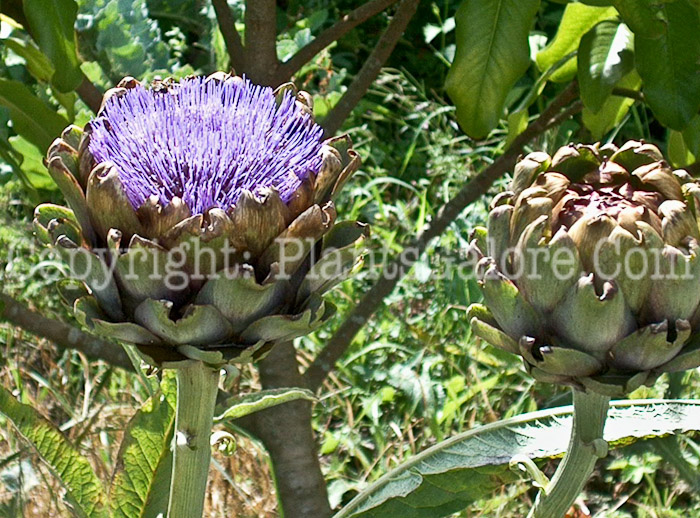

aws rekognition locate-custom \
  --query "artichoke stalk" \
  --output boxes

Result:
[468,141,700,397]
[34,73,367,367]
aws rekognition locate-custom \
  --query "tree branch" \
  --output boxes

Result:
[305,82,582,391]
[212,0,246,72]
[75,75,102,114]
[252,342,331,518]
[320,0,420,136]
[275,0,400,84]
[0,293,133,370]
[244,0,279,85]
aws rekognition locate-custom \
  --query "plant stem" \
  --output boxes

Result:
[167,360,220,518]
[529,389,610,518]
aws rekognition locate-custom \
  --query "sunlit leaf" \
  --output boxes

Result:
[682,114,700,158]
[536,3,618,82]
[446,0,540,139]
[7,136,55,190]
[668,130,694,168]
[578,21,634,113]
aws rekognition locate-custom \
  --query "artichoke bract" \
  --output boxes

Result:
[468,141,700,396]
[35,73,367,366]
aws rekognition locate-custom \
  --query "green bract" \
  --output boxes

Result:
[469,141,700,396]
[34,74,367,367]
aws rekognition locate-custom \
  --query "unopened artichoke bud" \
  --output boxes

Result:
[35,73,368,367]
[468,141,700,396]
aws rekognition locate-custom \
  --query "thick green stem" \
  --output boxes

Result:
[529,389,610,518]
[167,360,220,518]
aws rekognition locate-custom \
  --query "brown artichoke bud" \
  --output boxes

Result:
[468,141,700,396]
[34,73,367,366]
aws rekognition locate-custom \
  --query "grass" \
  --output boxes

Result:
[1,67,700,518]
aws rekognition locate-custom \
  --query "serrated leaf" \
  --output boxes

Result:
[23,0,83,92]
[109,370,177,518]
[334,399,700,518]
[582,69,641,139]
[635,0,700,130]
[445,0,540,139]
[613,0,667,39]
[0,385,108,518]
[536,3,618,82]
[215,387,316,422]
[578,21,634,113]
[0,78,68,151]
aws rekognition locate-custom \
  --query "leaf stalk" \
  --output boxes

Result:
[528,389,610,518]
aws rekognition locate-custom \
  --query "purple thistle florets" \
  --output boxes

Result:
[88,77,325,215]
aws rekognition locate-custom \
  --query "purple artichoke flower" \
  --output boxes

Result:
[35,73,367,366]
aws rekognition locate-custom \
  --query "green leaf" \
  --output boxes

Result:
[0,385,109,518]
[0,36,55,82]
[334,399,700,518]
[109,371,177,518]
[668,130,695,168]
[23,0,83,92]
[0,78,68,151]
[215,387,317,422]
[682,114,700,157]
[578,21,634,113]
[635,0,700,130]
[582,69,641,139]
[613,0,667,39]
[7,136,55,190]
[506,109,529,147]
[536,4,618,82]
[445,0,541,139]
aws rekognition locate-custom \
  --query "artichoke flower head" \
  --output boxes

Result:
[35,73,367,366]
[469,141,700,396]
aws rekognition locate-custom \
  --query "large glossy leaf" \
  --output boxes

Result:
[0,78,68,151]
[536,4,618,82]
[613,0,666,39]
[635,0,700,130]
[334,399,700,518]
[445,0,540,139]
[0,385,109,518]
[23,0,83,92]
[578,21,634,113]
[582,69,641,139]
[109,371,177,518]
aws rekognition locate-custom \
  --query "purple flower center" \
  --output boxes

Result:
[88,77,324,215]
